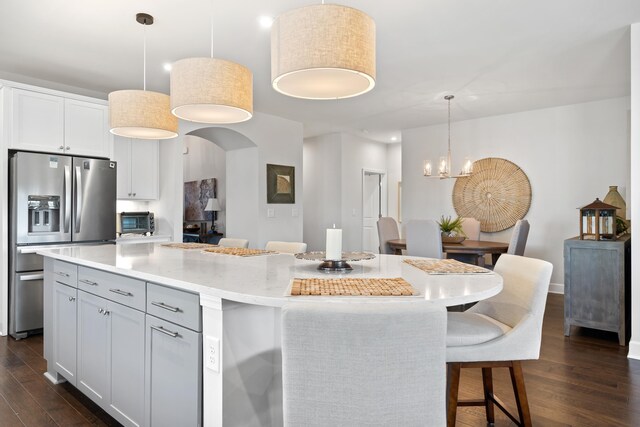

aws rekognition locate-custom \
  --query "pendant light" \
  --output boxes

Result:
[424,95,473,179]
[271,1,376,100]
[170,1,253,124]
[109,13,178,140]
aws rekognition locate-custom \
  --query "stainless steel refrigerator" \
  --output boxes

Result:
[9,151,117,339]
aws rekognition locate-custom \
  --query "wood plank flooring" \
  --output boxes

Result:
[0,294,638,426]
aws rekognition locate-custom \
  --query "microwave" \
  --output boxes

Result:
[117,211,155,235]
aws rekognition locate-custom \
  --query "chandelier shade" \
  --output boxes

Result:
[170,57,253,124]
[109,90,178,139]
[271,4,376,100]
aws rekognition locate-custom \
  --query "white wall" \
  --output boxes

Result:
[183,135,227,233]
[386,143,402,224]
[303,134,342,252]
[402,97,630,286]
[628,23,639,360]
[156,112,304,249]
[303,133,397,252]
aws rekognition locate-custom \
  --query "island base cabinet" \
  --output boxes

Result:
[145,315,202,427]
[77,290,145,427]
[52,282,77,386]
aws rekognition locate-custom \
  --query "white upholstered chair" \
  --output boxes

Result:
[282,302,447,426]
[508,219,530,256]
[377,217,400,254]
[446,254,553,426]
[460,217,480,241]
[265,241,307,254]
[405,219,443,259]
[218,238,249,248]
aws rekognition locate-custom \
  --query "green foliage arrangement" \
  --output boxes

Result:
[438,215,466,237]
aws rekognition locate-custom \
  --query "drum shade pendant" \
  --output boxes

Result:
[271,3,376,100]
[170,58,253,124]
[109,13,178,140]
[170,0,253,124]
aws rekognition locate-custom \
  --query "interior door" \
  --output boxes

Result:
[72,157,117,242]
[362,172,382,253]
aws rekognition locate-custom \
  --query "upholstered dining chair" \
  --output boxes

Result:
[460,217,481,241]
[377,217,400,254]
[508,219,530,256]
[218,238,249,248]
[446,254,553,427]
[282,302,447,427]
[265,241,307,254]
[405,219,443,259]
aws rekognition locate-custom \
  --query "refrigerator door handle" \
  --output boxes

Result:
[75,166,82,233]
[18,273,45,282]
[64,165,71,233]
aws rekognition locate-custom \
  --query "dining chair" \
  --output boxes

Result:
[376,217,400,254]
[507,219,530,256]
[265,241,307,254]
[282,301,447,426]
[218,238,249,248]
[460,217,480,241]
[405,219,443,259]
[446,254,553,427]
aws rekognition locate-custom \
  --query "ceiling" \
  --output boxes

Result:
[1,0,639,143]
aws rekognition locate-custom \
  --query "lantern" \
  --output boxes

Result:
[579,198,618,240]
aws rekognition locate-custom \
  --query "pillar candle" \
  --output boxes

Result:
[326,227,342,260]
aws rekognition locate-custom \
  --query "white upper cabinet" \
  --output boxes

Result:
[8,86,111,158]
[64,98,110,157]
[113,136,159,200]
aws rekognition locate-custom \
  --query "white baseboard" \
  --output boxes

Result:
[549,282,564,294]
[628,340,640,360]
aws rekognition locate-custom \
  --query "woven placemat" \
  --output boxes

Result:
[289,277,417,296]
[203,247,276,257]
[161,243,219,249]
[404,258,491,274]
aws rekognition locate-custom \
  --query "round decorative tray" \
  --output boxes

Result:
[441,235,465,244]
[294,251,376,272]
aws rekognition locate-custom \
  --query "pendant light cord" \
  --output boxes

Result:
[447,97,451,152]
[143,21,147,91]
[210,0,214,58]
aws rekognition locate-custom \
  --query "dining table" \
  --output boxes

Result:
[386,238,510,267]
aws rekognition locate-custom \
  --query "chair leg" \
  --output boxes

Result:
[447,363,461,427]
[481,367,495,424]
[509,361,532,427]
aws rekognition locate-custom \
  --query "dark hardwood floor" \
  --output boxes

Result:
[0,294,638,426]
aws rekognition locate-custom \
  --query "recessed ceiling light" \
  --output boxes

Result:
[163,63,172,72]
[258,16,273,29]
[391,136,398,142]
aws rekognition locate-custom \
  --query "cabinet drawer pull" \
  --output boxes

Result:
[109,288,133,297]
[151,325,179,338]
[55,271,70,278]
[68,296,76,302]
[98,308,104,314]
[151,301,180,313]
[79,279,98,286]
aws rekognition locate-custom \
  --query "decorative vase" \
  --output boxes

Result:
[603,185,626,221]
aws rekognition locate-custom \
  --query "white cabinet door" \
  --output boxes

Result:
[145,315,202,427]
[77,290,110,406]
[114,137,159,200]
[52,281,77,386]
[10,88,65,152]
[108,300,145,427]
[113,137,132,199]
[64,99,111,158]
[130,139,159,200]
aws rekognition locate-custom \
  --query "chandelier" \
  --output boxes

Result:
[423,95,473,179]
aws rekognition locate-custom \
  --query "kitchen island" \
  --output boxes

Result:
[39,243,503,427]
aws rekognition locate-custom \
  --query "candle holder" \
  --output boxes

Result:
[295,251,376,272]
[579,198,618,241]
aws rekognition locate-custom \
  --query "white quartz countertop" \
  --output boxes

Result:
[37,243,503,307]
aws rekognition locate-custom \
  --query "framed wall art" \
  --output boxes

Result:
[267,164,295,204]
[184,178,217,221]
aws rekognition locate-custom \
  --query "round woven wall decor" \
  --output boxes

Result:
[452,158,531,233]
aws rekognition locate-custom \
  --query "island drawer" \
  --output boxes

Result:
[146,283,201,331]
[77,267,145,311]
[52,260,77,287]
